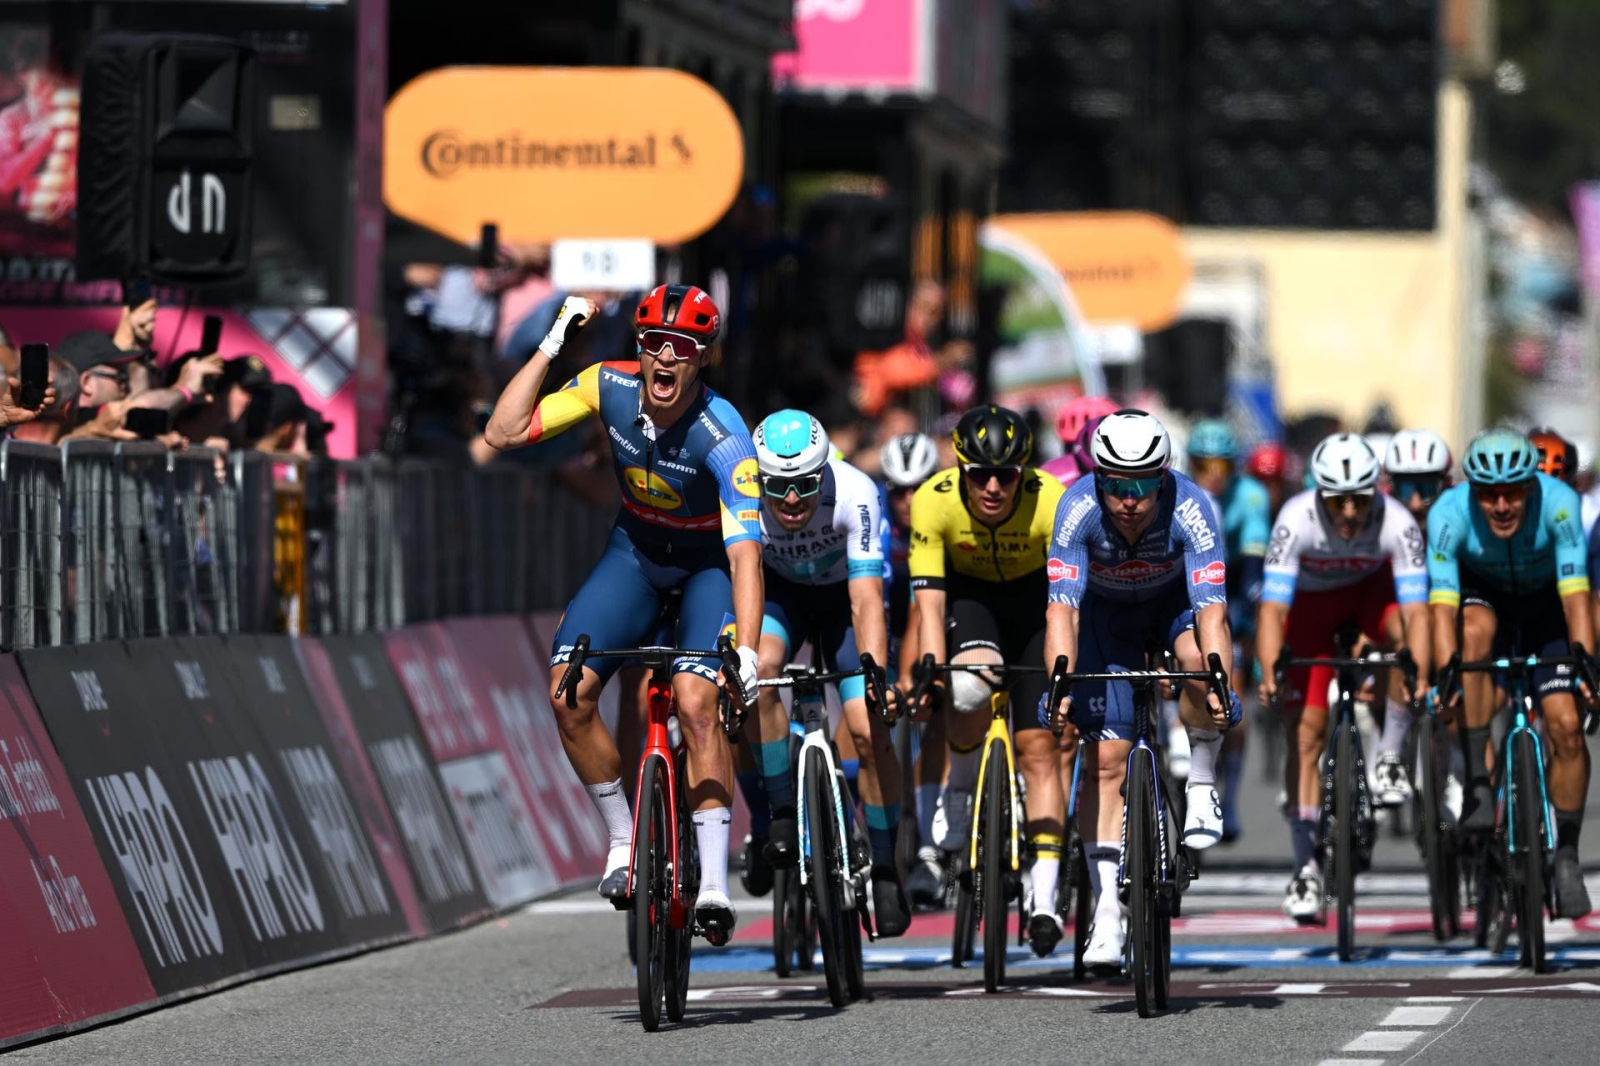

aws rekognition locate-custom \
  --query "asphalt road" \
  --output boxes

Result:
[15,726,1600,1066]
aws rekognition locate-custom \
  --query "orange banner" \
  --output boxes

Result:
[385,67,745,245]
[987,212,1191,331]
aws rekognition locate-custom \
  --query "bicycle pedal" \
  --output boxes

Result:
[702,928,730,947]
[609,895,632,913]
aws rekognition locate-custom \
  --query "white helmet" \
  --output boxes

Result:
[1090,409,1172,475]
[880,433,939,487]
[1309,432,1381,492]
[753,409,830,478]
[1385,429,1452,476]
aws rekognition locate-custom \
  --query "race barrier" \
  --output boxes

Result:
[0,613,613,1049]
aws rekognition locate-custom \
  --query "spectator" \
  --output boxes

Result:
[850,404,920,477]
[113,276,158,355]
[852,279,974,419]
[252,384,307,454]
[58,330,137,407]
[9,355,72,443]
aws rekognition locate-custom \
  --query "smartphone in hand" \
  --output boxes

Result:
[200,314,223,356]
[18,343,49,409]
[125,407,171,439]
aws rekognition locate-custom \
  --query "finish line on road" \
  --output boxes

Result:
[535,976,1600,1009]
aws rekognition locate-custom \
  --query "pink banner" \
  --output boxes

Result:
[772,0,923,91]
[1571,181,1600,297]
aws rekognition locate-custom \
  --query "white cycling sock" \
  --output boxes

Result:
[1085,842,1122,922]
[1379,698,1412,759]
[1030,856,1060,915]
[917,783,942,848]
[692,807,731,896]
[586,779,633,869]
[1186,729,1222,786]
[946,748,979,794]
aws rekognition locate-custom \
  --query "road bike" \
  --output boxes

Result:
[1409,686,1461,941]
[1046,650,1230,1018]
[555,633,747,1032]
[1272,624,1416,962]
[771,713,817,978]
[1435,642,1596,973]
[755,654,890,1008]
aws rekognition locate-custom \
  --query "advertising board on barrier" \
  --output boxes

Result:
[0,654,155,1046]
[310,635,488,930]
[385,628,555,907]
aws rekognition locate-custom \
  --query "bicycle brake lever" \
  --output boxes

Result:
[1205,652,1230,715]
[859,653,890,723]
[716,633,748,706]
[555,634,590,709]
[1046,654,1070,736]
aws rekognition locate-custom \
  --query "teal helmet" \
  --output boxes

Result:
[1461,428,1538,486]
[1187,419,1239,461]
[753,409,830,478]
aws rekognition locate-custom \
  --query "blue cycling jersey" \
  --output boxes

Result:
[1047,470,1229,612]
[1426,472,1590,606]
[1222,474,1272,559]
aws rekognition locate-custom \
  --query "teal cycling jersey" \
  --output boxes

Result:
[1222,474,1272,559]
[1425,472,1590,607]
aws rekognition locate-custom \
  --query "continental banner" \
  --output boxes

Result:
[384,626,554,908]
[308,635,488,930]
[0,653,155,1046]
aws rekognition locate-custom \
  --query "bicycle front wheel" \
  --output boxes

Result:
[664,750,694,1023]
[1415,715,1455,941]
[1334,723,1358,962]
[805,749,849,1008]
[952,865,977,967]
[1128,754,1157,1017]
[1512,731,1547,973]
[982,736,1012,993]
[633,754,669,1031]
[895,718,918,876]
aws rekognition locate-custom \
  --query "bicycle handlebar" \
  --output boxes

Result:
[1434,643,1600,733]
[1269,645,1418,709]
[755,653,893,722]
[1043,653,1231,737]
[553,633,751,734]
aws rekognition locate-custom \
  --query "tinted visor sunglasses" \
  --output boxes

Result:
[962,464,1022,487]
[762,472,824,499]
[638,329,708,362]
[1097,472,1163,500]
[1392,476,1443,504]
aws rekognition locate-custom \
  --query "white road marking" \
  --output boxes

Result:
[1379,1006,1450,1026]
[1345,1031,1424,1052]
[1402,996,1463,1003]
[1317,1060,1386,1066]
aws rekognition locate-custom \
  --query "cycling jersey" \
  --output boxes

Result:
[1426,473,1589,607]
[880,484,912,635]
[1220,473,1273,636]
[1039,452,1088,488]
[1047,470,1229,610]
[908,467,1066,590]
[1261,489,1428,607]
[527,360,762,555]
[760,459,884,585]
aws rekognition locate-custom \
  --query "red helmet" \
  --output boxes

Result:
[635,284,721,341]
[1246,441,1288,480]
[1055,394,1120,445]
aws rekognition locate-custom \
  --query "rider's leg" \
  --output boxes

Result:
[1078,737,1131,952]
[939,644,1003,851]
[616,665,650,798]
[751,600,800,865]
[549,665,632,879]
[1015,625,1063,916]
[1536,636,1592,918]
[1458,604,1498,829]
[1285,665,1332,874]
[1173,625,1227,847]
[917,708,948,848]
[836,714,862,808]
[1219,638,1249,839]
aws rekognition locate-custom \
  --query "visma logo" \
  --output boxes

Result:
[624,467,684,509]
[732,458,762,498]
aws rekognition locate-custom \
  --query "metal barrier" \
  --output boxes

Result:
[0,444,612,650]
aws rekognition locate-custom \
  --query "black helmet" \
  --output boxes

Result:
[952,404,1033,467]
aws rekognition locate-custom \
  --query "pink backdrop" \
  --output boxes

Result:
[771,0,923,90]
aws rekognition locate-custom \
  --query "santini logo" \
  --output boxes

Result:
[421,131,693,178]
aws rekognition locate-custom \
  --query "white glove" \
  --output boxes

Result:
[537,296,595,358]
[736,646,760,702]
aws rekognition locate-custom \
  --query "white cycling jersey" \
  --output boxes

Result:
[760,458,885,586]
[1261,489,1428,605]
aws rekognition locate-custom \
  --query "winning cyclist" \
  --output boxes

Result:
[1186,418,1272,843]
[880,432,948,905]
[1043,409,1239,971]
[1428,428,1595,918]
[1254,433,1430,922]
[485,286,763,937]
[909,405,1068,956]
[743,409,912,936]
[1042,394,1121,487]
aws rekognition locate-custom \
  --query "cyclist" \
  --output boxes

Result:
[1254,433,1431,922]
[1247,441,1294,517]
[1529,426,1579,488]
[1428,428,1595,919]
[880,432,948,905]
[1042,394,1120,487]
[1043,409,1239,970]
[742,409,912,936]
[908,404,1068,956]
[485,286,763,937]
[1186,418,1272,844]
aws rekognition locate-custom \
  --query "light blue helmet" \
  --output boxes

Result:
[1461,428,1539,486]
[1187,419,1239,461]
[753,409,830,478]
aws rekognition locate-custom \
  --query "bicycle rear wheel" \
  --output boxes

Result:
[1128,754,1157,1018]
[1512,732,1547,973]
[1072,838,1091,980]
[1415,715,1455,941]
[895,719,918,877]
[805,749,849,1008]
[633,755,669,1031]
[1335,722,1358,962]
[952,863,977,967]
[981,736,1011,993]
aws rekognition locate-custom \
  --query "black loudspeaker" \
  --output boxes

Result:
[1143,317,1230,415]
[77,33,256,283]
[799,193,911,355]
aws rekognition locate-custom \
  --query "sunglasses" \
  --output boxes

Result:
[1472,481,1530,504]
[86,367,130,390]
[1392,476,1443,503]
[638,330,707,363]
[1098,473,1163,500]
[1190,456,1234,479]
[963,465,1021,487]
[762,472,824,499]
[1322,491,1375,510]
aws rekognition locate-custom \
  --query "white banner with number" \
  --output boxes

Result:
[550,239,656,293]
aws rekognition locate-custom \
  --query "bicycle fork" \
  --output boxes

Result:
[969,715,1021,875]
[1118,741,1170,899]
[1501,717,1556,855]
[795,713,856,903]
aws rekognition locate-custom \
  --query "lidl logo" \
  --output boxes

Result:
[719,616,737,642]
[624,467,685,509]
[732,458,761,498]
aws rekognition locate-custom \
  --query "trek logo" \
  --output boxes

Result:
[1174,498,1217,553]
[1191,560,1227,586]
[1047,558,1078,583]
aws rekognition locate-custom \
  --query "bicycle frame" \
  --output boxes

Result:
[628,668,691,924]
[791,677,856,896]
[969,692,1021,875]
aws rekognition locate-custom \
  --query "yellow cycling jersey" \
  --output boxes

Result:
[908,466,1065,589]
